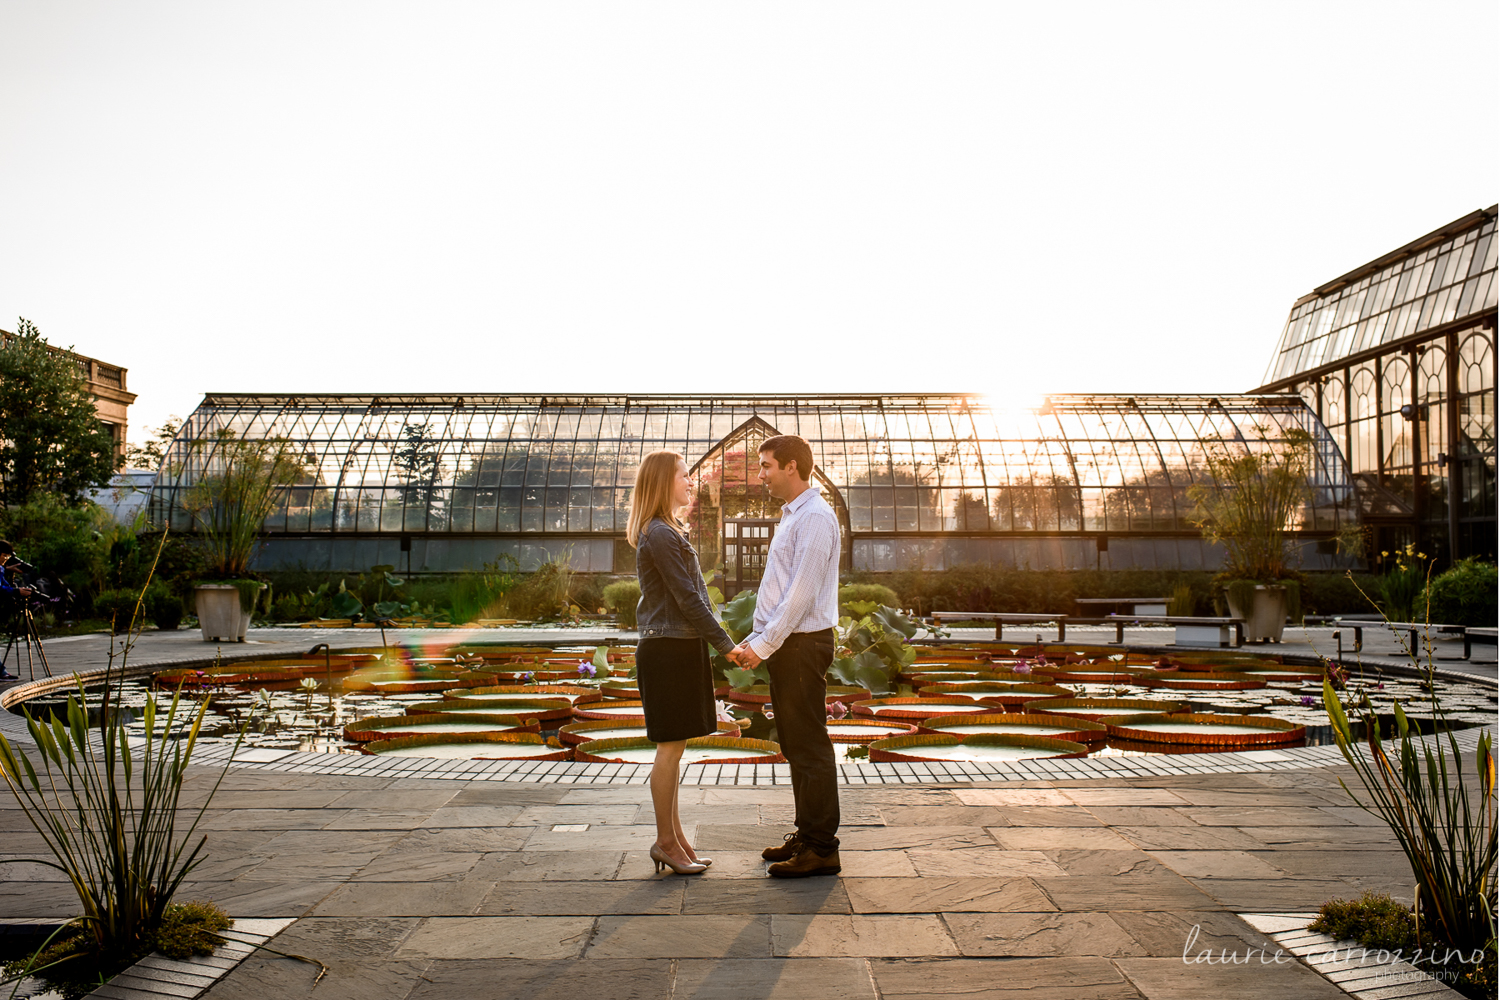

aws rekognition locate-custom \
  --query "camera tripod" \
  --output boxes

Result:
[1,602,52,682]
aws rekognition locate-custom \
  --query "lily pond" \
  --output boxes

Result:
[13,642,1496,764]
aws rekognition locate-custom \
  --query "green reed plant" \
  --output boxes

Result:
[0,531,260,977]
[1321,624,1496,994]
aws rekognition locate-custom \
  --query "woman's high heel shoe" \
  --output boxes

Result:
[651,845,707,875]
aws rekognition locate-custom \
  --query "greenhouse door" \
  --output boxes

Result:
[723,518,777,597]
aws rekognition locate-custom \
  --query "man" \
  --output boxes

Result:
[0,541,33,680]
[729,435,842,878]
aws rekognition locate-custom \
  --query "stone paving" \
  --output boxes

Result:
[0,625,1487,999]
[1,755,1478,999]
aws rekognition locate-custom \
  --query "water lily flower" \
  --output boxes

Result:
[715,700,735,723]
[577,662,597,678]
[1012,661,1033,675]
[1300,695,1316,707]
[827,701,849,720]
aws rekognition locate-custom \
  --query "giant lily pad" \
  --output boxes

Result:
[824,719,919,744]
[916,683,1073,705]
[556,720,739,746]
[1105,712,1306,745]
[852,696,993,720]
[343,713,541,742]
[1021,697,1186,720]
[445,684,598,704]
[1149,672,1268,691]
[405,698,573,723]
[921,712,1109,743]
[573,736,783,765]
[362,731,572,760]
[598,680,640,699]
[868,733,1089,763]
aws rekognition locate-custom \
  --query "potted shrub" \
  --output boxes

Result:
[1188,425,1314,642]
[176,431,304,642]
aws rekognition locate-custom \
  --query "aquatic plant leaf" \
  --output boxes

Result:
[331,591,363,619]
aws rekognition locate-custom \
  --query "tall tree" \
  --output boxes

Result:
[0,318,117,506]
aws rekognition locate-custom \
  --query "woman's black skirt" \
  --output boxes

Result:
[635,636,716,743]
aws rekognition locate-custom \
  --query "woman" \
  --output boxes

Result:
[628,450,736,876]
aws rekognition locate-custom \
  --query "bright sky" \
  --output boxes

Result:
[1,2,1494,445]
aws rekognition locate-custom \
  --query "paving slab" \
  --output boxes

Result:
[408,958,672,1000]
[682,878,851,914]
[1144,849,1289,880]
[672,958,878,1000]
[842,876,1053,914]
[585,914,772,958]
[1117,954,1349,998]
[478,880,686,915]
[869,956,1139,998]
[989,826,1138,850]
[472,850,626,881]
[943,911,1144,957]
[771,913,959,957]
[395,915,596,959]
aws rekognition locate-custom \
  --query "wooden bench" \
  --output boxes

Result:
[1096,615,1245,648]
[1075,597,1169,616]
[1464,627,1497,660]
[931,612,1068,642]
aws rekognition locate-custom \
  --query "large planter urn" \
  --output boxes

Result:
[1224,584,1288,643]
[194,584,258,642]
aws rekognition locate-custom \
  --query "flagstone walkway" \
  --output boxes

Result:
[0,625,1485,999]
[0,757,1469,1000]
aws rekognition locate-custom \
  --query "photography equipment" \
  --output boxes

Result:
[0,557,53,681]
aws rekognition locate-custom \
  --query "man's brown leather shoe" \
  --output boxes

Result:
[767,846,841,878]
[762,833,803,862]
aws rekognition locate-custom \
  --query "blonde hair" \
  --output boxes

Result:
[627,450,688,548]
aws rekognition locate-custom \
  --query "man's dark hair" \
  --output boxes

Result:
[759,435,814,482]
[0,540,13,557]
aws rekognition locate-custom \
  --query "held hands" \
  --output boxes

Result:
[727,643,762,669]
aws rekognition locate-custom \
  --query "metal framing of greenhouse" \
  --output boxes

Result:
[148,392,1356,580]
[1256,205,1498,563]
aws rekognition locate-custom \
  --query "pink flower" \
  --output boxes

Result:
[1012,661,1033,675]
[827,701,848,720]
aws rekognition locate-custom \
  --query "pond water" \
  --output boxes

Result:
[11,645,1495,760]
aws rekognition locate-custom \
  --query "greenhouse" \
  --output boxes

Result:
[148,392,1356,584]
[1256,205,1497,562]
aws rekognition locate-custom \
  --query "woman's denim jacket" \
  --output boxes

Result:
[636,518,735,653]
